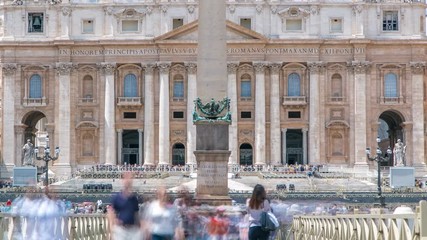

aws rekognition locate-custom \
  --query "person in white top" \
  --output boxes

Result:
[247,184,271,240]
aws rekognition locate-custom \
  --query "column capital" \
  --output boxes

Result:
[55,62,74,75]
[269,63,282,74]
[350,61,371,74]
[158,62,171,74]
[410,62,426,74]
[142,63,156,74]
[99,62,116,75]
[138,129,144,133]
[227,62,239,74]
[253,61,268,73]
[116,129,123,133]
[308,61,325,74]
[2,63,17,76]
[61,6,72,16]
[185,62,197,74]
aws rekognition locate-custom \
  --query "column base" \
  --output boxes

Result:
[52,163,72,178]
[353,163,370,178]
[194,195,232,206]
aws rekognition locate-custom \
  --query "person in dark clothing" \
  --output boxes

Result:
[108,172,141,240]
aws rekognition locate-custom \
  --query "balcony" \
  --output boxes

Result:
[282,96,307,108]
[379,96,405,104]
[117,97,142,108]
[78,97,97,105]
[22,97,47,107]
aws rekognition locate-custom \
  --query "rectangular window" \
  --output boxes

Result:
[241,81,251,98]
[288,111,301,119]
[241,111,252,119]
[330,18,342,33]
[383,11,398,31]
[173,81,184,98]
[122,20,139,32]
[173,111,184,119]
[28,13,44,33]
[123,112,137,119]
[286,19,302,31]
[173,18,184,29]
[82,19,94,34]
[240,18,252,30]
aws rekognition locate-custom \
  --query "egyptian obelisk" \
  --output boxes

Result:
[194,0,231,205]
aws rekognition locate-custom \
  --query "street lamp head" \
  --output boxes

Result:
[45,147,50,154]
[34,148,39,154]
[365,147,371,155]
[376,136,381,143]
[55,147,60,155]
[387,146,392,155]
[376,147,382,155]
[46,135,49,142]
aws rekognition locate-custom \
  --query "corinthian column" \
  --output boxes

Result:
[270,63,282,166]
[185,62,197,166]
[143,64,156,166]
[254,62,267,165]
[101,63,116,165]
[352,61,371,166]
[2,64,17,174]
[410,62,426,167]
[227,62,239,165]
[158,62,171,166]
[308,62,323,165]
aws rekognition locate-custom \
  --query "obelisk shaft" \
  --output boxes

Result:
[197,0,227,102]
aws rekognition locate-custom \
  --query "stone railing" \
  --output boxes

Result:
[286,200,427,240]
[0,213,110,240]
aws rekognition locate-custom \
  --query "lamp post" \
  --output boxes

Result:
[34,135,60,187]
[366,136,392,208]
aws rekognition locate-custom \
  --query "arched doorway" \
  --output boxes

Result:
[172,143,185,166]
[239,143,253,166]
[378,111,405,166]
[286,129,303,165]
[22,111,48,148]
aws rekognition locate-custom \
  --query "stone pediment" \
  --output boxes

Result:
[154,20,267,43]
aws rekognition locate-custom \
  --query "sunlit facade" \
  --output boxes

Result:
[1,0,427,176]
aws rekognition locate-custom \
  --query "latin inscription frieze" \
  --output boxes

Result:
[58,47,365,56]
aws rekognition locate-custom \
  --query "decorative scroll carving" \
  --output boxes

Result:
[351,61,371,74]
[279,7,311,19]
[270,5,278,14]
[158,62,171,74]
[185,62,197,75]
[269,63,282,74]
[352,5,363,15]
[56,62,74,75]
[146,6,153,15]
[99,63,116,75]
[104,7,114,15]
[253,62,267,73]
[410,62,426,74]
[62,7,72,16]
[187,5,196,14]
[114,8,146,18]
[193,98,231,124]
[160,5,168,14]
[12,0,23,6]
[308,61,325,74]
[143,63,156,74]
[228,5,236,14]
[49,0,62,5]
[256,4,263,14]
[227,62,239,74]
[310,6,320,15]
[2,63,17,76]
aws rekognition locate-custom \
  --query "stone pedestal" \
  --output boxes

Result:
[390,167,415,188]
[194,124,232,206]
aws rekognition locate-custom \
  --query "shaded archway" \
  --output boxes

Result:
[172,143,185,166]
[378,110,405,166]
[239,143,253,166]
[21,111,48,146]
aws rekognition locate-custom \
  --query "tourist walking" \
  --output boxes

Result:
[108,172,141,240]
[247,184,271,240]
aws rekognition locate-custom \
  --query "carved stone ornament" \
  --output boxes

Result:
[256,4,263,14]
[228,5,236,14]
[270,5,278,14]
[351,61,371,74]
[12,0,23,6]
[143,63,156,74]
[49,0,62,5]
[352,5,363,15]
[278,7,311,19]
[410,62,426,74]
[62,7,72,17]
[187,4,196,14]
[308,62,325,74]
[146,6,153,15]
[193,97,231,124]
[310,6,320,15]
[158,62,171,74]
[185,62,197,75]
[56,63,74,75]
[227,63,239,74]
[114,8,146,18]
[254,62,267,73]
[104,7,114,15]
[2,63,17,76]
[269,63,282,74]
[100,63,116,75]
[160,5,168,14]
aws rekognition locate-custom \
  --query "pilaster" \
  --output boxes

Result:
[101,62,117,165]
[227,62,239,166]
[158,62,171,165]
[185,62,197,166]
[2,63,17,175]
[308,61,324,165]
[410,62,426,167]
[254,62,267,165]
[143,63,156,166]
[269,63,282,165]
